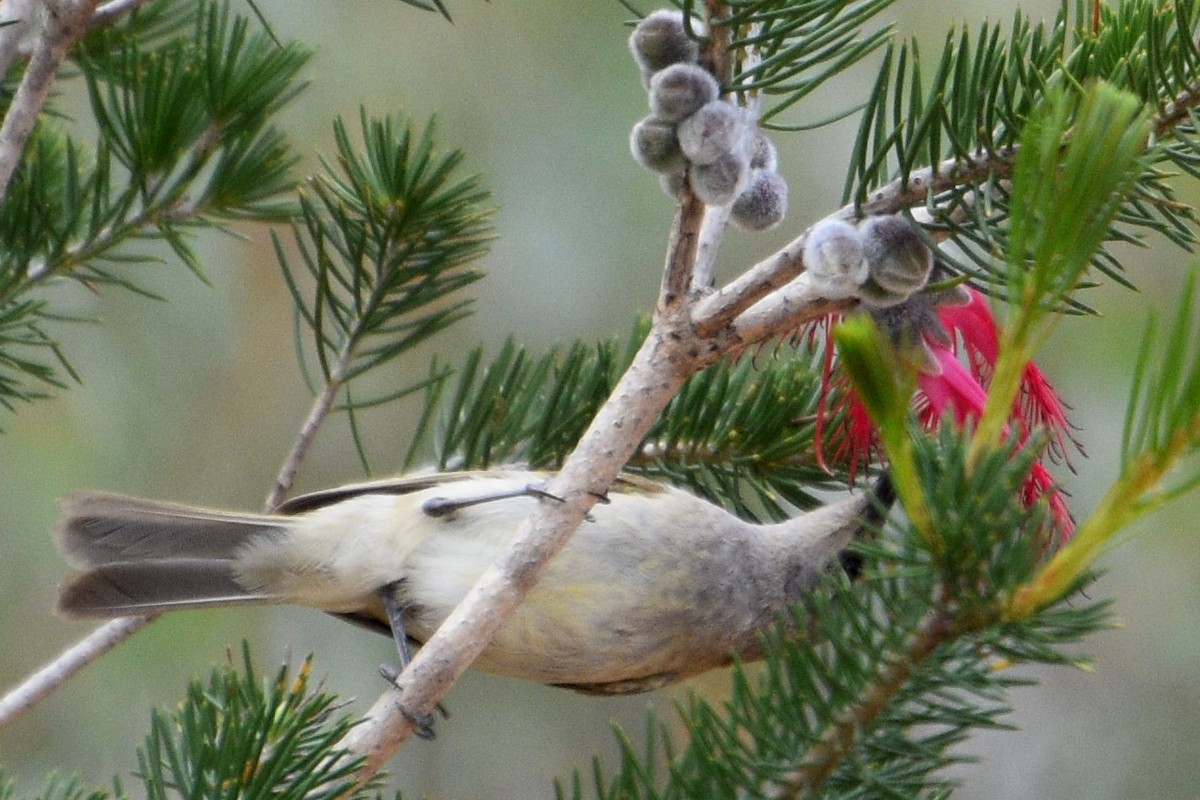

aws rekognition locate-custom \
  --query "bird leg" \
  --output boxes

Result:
[377,580,441,739]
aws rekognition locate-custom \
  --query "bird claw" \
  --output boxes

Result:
[377,664,448,741]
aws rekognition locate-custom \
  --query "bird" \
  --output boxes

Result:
[55,469,890,696]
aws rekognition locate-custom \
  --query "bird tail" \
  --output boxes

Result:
[54,492,288,618]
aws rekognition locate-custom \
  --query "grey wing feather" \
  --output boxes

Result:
[271,468,660,515]
[273,470,512,514]
[57,560,274,618]
[54,492,288,619]
[56,492,284,567]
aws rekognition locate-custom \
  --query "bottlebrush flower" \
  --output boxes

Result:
[815,285,1077,539]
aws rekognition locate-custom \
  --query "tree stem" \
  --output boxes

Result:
[0,0,98,204]
[777,610,959,798]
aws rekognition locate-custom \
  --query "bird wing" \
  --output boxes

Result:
[274,468,667,515]
[273,471,503,515]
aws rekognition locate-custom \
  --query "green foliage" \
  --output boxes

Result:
[5,0,1200,797]
[646,338,843,518]
[0,774,111,800]
[1005,83,1150,323]
[137,647,367,800]
[1123,269,1200,484]
[847,0,1200,299]
[559,428,1110,800]
[972,81,1149,456]
[847,12,1065,204]
[405,322,850,521]
[276,109,494,450]
[0,0,309,414]
[0,648,378,800]
[642,0,897,128]
[910,428,1049,601]
[723,0,899,127]
[78,0,309,242]
[404,331,632,474]
[1007,269,1200,615]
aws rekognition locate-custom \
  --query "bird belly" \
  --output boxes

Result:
[400,521,764,688]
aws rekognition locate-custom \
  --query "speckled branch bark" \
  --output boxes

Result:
[0,0,98,203]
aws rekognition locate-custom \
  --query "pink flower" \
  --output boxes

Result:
[816,288,1076,539]
[937,290,1081,465]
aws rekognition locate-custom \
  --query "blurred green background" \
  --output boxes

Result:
[3,1,1199,797]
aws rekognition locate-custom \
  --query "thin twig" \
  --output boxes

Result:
[690,221,833,338]
[265,375,343,511]
[1153,77,1200,138]
[0,0,98,204]
[731,273,853,343]
[659,189,707,303]
[0,616,155,728]
[693,19,765,292]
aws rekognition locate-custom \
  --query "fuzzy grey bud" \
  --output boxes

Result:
[648,63,719,122]
[747,129,778,172]
[857,215,934,306]
[731,169,788,232]
[803,219,868,298]
[691,149,750,206]
[630,116,686,173]
[629,10,704,76]
[677,101,747,165]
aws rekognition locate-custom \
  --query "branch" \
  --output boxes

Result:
[335,8,989,772]
[0,0,98,205]
[1154,77,1200,138]
[776,609,960,797]
[265,364,347,512]
[693,204,732,290]
[730,273,853,343]
[691,146,1015,336]
[694,72,1200,342]
[337,188,737,775]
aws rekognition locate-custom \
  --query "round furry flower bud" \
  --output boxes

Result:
[630,116,686,173]
[857,215,933,306]
[747,129,778,172]
[649,63,719,122]
[677,101,747,165]
[691,149,750,206]
[629,10,703,76]
[731,169,788,232]
[803,219,868,298]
